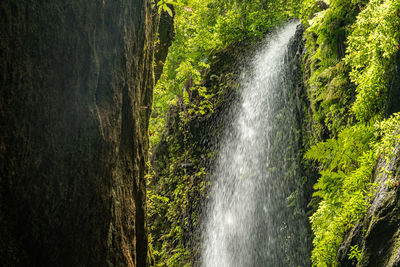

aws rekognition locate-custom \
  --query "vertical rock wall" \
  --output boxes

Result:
[0,0,154,266]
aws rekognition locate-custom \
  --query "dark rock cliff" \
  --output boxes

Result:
[0,0,156,266]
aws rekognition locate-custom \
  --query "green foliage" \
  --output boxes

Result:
[348,245,363,263]
[345,0,400,122]
[301,0,400,143]
[301,0,364,142]
[374,112,400,164]
[302,0,400,265]
[156,0,178,16]
[147,121,209,266]
[307,114,400,266]
[306,124,377,266]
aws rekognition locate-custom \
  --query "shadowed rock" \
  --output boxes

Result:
[0,0,158,266]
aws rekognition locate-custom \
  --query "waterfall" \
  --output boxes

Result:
[202,21,310,267]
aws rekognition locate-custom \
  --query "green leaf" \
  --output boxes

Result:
[166,6,173,17]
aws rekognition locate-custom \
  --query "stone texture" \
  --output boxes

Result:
[153,6,174,84]
[0,0,156,266]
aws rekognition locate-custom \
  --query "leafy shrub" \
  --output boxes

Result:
[305,124,377,266]
[346,0,400,122]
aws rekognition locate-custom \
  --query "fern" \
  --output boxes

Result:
[306,124,377,266]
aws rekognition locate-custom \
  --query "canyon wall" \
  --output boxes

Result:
[0,1,156,266]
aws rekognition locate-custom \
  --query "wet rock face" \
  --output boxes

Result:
[338,145,400,267]
[0,0,154,266]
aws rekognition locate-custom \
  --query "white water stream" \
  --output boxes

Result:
[202,21,310,267]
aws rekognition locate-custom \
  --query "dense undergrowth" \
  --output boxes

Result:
[301,0,400,265]
[147,0,400,266]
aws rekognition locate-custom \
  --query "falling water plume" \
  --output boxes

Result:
[202,21,310,267]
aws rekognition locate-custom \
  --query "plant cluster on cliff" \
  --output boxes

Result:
[301,0,400,265]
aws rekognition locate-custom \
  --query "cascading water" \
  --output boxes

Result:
[202,21,310,267]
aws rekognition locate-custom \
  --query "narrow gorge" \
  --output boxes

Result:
[1,0,400,266]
